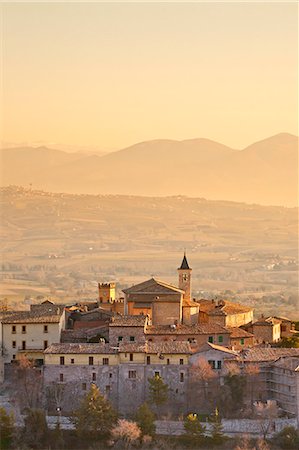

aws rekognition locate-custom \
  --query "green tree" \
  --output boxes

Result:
[0,407,15,449]
[135,402,156,437]
[72,383,117,441]
[148,374,169,410]
[210,407,225,444]
[274,426,299,449]
[223,364,246,415]
[23,408,48,449]
[184,413,206,437]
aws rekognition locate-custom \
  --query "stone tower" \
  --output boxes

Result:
[98,282,116,304]
[178,252,192,300]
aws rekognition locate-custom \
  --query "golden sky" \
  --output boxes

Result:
[1,1,298,150]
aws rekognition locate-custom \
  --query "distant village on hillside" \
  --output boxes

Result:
[1,254,298,429]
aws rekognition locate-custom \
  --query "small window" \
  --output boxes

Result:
[12,354,16,360]
[240,338,245,345]
[167,358,170,365]
[281,325,286,332]
[109,373,112,378]
[128,370,136,379]
[92,372,96,381]
[179,358,184,365]
[118,336,123,342]
[130,336,135,342]
[129,353,133,362]
[217,361,222,370]
[60,356,65,365]
[44,325,48,333]
[12,325,16,334]
[208,336,213,343]
[22,341,26,350]
[22,325,26,334]
[59,373,64,382]
[71,358,75,364]
[44,340,48,350]
[103,358,109,365]
[89,356,94,366]
[146,356,151,365]
[208,360,215,369]
[105,385,111,394]
[154,371,160,377]
[180,372,184,382]
[218,335,223,343]
[12,341,16,348]
[82,383,87,391]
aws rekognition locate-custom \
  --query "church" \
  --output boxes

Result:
[123,254,199,326]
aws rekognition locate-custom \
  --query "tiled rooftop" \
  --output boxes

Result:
[199,299,252,315]
[145,323,229,335]
[119,341,192,354]
[44,343,117,354]
[110,315,148,327]
[229,327,254,338]
[1,310,63,324]
[239,347,299,362]
[123,278,184,295]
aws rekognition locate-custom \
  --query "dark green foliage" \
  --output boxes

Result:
[72,383,117,441]
[184,413,206,437]
[209,408,225,444]
[0,407,15,449]
[275,337,299,348]
[274,426,299,449]
[148,374,169,408]
[23,408,48,449]
[135,402,156,437]
[223,373,246,413]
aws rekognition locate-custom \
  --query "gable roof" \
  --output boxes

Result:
[199,299,252,315]
[110,315,148,327]
[1,310,63,324]
[238,347,299,362]
[123,278,184,295]
[196,342,238,355]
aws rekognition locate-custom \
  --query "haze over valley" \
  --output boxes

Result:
[1,132,298,207]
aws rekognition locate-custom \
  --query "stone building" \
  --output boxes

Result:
[145,323,231,348]
[108,315,149,346]
[199,299,253,327]
[246,316,281,344]
[0,309,65,364]
[123,278,184,325]
[229,327,254,350]
[43,341,191,414]
[190,342,238,372]
[268,357,299,418]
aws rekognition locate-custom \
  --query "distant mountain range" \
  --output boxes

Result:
[0,133,298,206]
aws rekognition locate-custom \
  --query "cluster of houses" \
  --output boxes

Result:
[0,254,298,418]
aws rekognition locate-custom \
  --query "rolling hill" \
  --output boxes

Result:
[0,133,297,206]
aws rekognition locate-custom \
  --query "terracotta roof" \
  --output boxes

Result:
[145,323,229,335]
[44,343,117,354]
[110,315,148,327]
[228,327,254,339]
[199,299,252,315]
[182,298,199,307]
[1,310,63,324]
[178,253,191,270]
[123,278,184,295]
[253,317,282,326]
[238,347,299,362]
[119,341,192,354]
[196,342,238,355]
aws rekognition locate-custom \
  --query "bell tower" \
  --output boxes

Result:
[178,252,192,300]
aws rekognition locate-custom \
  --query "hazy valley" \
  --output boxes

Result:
[0,186,298,319]
[1,132,298,207]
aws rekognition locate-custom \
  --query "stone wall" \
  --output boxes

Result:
[109,326,146,346]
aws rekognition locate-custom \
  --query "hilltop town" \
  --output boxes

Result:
[1,253,298,444]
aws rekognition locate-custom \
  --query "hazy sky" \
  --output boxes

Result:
[1,1,298,150]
